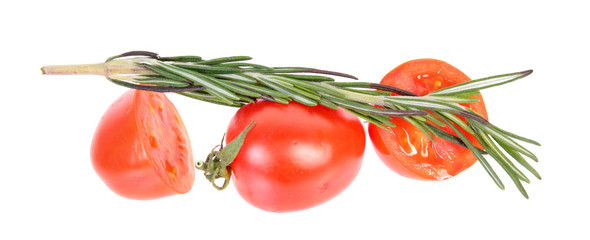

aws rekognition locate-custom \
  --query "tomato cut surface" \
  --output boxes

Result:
[225,100,365,212]
[368,59,488,180]
[91,90,194,200]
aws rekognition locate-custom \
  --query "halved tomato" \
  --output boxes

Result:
[91,90,194,200]
[369,59,488,180]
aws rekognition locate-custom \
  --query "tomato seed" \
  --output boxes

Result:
[178,143,186,150]
[434,80,442,88]
[149,134,159,147]
[165,161,177,179]
[148,105,154,114]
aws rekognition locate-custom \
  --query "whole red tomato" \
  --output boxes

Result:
[368,59,488,180]
[225,100,365,212]
[91,90,195,200]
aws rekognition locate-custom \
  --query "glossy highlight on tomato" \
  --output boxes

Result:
[91,90,194,200]
[225,100,365,212]
[368,59,488,180]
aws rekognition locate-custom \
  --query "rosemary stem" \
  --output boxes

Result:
[41,59,153,76]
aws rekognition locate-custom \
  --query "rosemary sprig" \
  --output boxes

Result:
[40,51,540,198]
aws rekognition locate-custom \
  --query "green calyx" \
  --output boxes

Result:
[195,121,255,190]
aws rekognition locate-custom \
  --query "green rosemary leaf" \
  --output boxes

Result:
[297,68,358,80]
[136,75,193,86]
[510,171,530,199]
[371,122,394,130]
[254,67,307,73]
[160,55,203,62]
[436,112,505,190]
[428,96,481,104]
[324,95,384,115]
[177,91,242,107]
[497,141,542,180]
[214,79,262,98]
[482,133,531,183]
[196,56,252,65]
[475,121,539,162]
[488,123,541,146]
[327,82,392,96]
[255,76,318,106]
[495,160,530,199]
[275,80,324,101]
[108,77,202,92]
[270,96,291,104]
[137,74,165,78]
[409,114,429,124]
[205,89,239,105]
[258,75,294,87]
[216,62,273,70]
[344,88,394,96]
[405,116,437,142]
[346,109,376,123]
[173,63,242,74]
[260,75,322,101]
[285,92,317,106]
[134,78,191,87]
[385,96,465,113]
[474,128,530,198]
[219,79,290,99]
[490,137,532,183]
[317,97,339,109]
[389,105,434,126]
[368,83,418,96]
[237,95,255,104]
[423,122,486,155]
[429,70,533,96]
[440,112,475,135]
[325,95,424,117]
[327,82,376,90]
[328,82,418,96]
[253,67,356,79]
[372,114,397,128]
[106,51,160,62]
[294,87,324,102]
[273,74,335,82]
[351,108,393,126]
[348,109,395,129]
[154,62,241,103]
[271,76,345,98]
[458,109,489,125]
[213,73,258,84]
[450,91,483,98]
[141,64,192,83]
[422,112,447,128]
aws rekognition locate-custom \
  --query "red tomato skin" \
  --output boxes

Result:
[91,90,194,200]
[226,101,365,212]
[368,59,488,181]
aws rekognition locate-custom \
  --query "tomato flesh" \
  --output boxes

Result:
[226,100,365,212]
[368,59,488,180]
[91,90,194,200]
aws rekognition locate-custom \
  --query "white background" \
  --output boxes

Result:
[1,0,588,239]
